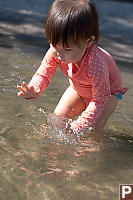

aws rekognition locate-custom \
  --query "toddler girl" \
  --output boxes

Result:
[17,0,127,133]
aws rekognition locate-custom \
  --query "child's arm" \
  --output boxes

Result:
[71,60,111,132]
[17,47,59,99]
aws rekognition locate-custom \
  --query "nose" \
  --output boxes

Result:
[57,51,65,60]
[57,50,64,57]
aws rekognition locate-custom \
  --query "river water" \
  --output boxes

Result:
[0,0,133,199]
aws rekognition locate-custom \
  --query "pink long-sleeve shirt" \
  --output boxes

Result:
[29,44,127,131]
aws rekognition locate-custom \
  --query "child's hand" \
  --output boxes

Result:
[70,120,80,133]
[17,82,40,100]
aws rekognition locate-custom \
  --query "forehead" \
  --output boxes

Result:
[53,41,85,49]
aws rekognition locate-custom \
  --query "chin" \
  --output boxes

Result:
[62,59,80,64]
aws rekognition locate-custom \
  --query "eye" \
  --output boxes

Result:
[65,48,72,52]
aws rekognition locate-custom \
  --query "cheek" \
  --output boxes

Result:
[68,50,85,61]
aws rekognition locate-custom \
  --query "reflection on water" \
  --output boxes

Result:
[0,120,133,200]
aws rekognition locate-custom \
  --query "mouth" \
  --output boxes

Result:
[58,57,69,64]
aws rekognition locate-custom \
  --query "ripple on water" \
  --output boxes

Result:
[31,109,133,153]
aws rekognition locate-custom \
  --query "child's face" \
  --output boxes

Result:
[51,43,87,65]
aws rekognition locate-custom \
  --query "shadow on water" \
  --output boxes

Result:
[0,32,48,50]
[0,0,53,48]
[108,0,133,3]
[100,33,133,73]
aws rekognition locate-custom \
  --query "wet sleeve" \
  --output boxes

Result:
[72,57,111,132]
[28,47,59,94]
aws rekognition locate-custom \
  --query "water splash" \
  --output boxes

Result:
[37,107,86,144]
[18,76,25,86]
[36,107,133,151]
[38,107,47,117]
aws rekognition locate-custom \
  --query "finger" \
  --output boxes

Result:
[17,86,26,93]
[29,85,35,92]
[22,82,30,91]
[17,84,21,89]
[29,85,34,90]
[17,91,24,96]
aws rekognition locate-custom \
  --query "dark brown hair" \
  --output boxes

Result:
[45,0,99,47]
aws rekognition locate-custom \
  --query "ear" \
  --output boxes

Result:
[86,35,95,47]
